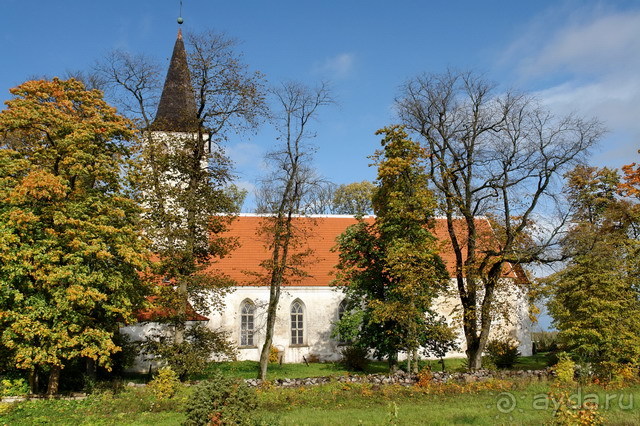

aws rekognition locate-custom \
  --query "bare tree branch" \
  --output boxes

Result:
[255,81,333,380]
[396,69,604,369]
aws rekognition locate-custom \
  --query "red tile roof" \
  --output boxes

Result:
[136,296,209,322]
[208,215,520,287]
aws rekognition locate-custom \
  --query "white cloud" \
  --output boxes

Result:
[226,142,264,168]
[233,180,256,195]
[501,6,640,167]
[516,10,640,78]
[313,53,355,79]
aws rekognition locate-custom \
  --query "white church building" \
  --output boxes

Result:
[121,28,532,367]
[202,214,532,363]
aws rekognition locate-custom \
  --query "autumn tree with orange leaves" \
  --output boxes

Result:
[620,150,640,198]
[546,165,640,368]
[0,79,149,395]
[333,126,452,372]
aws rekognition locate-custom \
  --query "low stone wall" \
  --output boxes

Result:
[244,369,551,388]
[1,393,87,403]
[0,369,551,401]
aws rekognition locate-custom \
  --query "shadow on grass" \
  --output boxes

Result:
[512,352,552,370]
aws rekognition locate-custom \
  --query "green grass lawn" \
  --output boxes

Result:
[189,359,375,381]
[0,353,566,425]
[262,383,640,425]
[3,381,640,425]
[0,388,189,425]
[188,352,550,382]
[513,352,553,370]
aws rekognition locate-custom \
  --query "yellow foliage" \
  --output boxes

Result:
[416,369,433,387]
[0,403,13,416]
[554,353,576,386]
[0,78,148,383]
[148,366,181,399]
[550,390,605,426]
[414,377,513,395]
[269,345,280,363]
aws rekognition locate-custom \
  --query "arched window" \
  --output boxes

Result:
[290,300,304,345]
[240,300,255,347]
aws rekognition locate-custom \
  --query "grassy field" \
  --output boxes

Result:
[187,352,551,382]
[262,383,640,425]
[3,381,640,425]
[0,354,596,425]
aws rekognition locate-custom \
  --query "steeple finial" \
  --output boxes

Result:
[177,0,184,25]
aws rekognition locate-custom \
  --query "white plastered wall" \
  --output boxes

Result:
[210,286,347,363]
[205,278,532,362]
[123,278,531,371]
[431,278,533,358]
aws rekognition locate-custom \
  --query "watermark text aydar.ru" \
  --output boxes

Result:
[494,388,634,414]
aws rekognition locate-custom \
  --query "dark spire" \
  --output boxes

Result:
[152,29,198,132]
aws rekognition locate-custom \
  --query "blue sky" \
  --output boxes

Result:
[3,0,640,203]
[4,1,640,330]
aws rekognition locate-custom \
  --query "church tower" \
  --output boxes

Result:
[151,28,198,133]
[146,25,208,189]
[140,23,211,248]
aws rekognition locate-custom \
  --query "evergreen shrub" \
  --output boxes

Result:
[183,371,257,426]
[340,346,370,372]
[485,338,520,369]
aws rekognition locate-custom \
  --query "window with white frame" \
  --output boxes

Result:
[240,300,255,347]
[290,300,304,345]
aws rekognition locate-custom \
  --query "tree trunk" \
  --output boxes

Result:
[462,300,483,371]
[388,353,398,373]
[465,341,483,371]
[46,365,61,396]
[175,280,188,344]
[466,269,500,370]
[258,203,294,380]
[85,358,97,389]
[258,283,281,380]
[29,368,39,395]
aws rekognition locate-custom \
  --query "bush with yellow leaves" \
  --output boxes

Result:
[554,353,576,385]
[147,366,181,399]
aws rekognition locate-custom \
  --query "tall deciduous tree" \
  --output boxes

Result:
[273,180,375,216]
[546,166,640,367]
[95,30,265,358]
[396,70,603,369]
[332,180,375,216]
[333,126,450,371]
[255,81,332,380]
[620,150,640,198]
[0,78,149,394]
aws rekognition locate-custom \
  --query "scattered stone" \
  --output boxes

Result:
[241,368,552,388]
